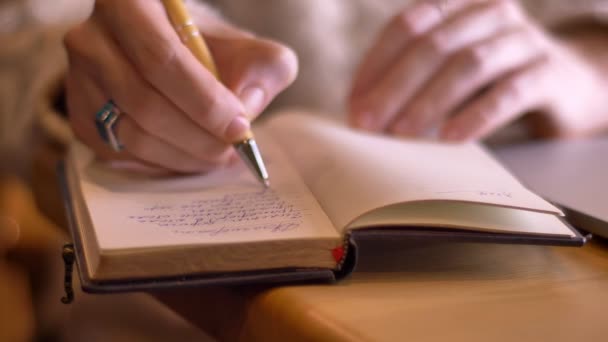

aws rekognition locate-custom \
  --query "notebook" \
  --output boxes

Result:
[60,111,585,293]
[495,138,608,238]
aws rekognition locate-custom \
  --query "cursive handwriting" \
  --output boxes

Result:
[126,190,306,237]
[169,222,300,236]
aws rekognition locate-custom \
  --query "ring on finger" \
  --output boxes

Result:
[95,100,125,152]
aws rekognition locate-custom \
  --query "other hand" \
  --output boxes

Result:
[350,0,608,141]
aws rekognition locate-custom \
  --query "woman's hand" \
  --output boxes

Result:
[349,0,608,141]
[64,0,297,173]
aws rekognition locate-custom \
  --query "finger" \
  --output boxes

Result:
[68,67,173,173]
[440,58,550,141]
[185,3,298,114]
[351,0,526,132]
[93,0,250,142]
[391,26,545,136]
[66,66,128,161]
[350,0,488,99]
[207,35,298,117]
[64,19,234,165]
[115,115,224,173]
[69,67,223,173]
[350,2,444,98]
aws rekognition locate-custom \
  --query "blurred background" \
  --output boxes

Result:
[1,1,87,341]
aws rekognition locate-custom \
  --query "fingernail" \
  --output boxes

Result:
[225,116,251,142]
[239,86,266,115]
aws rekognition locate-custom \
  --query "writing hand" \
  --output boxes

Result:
[349,0,608,141]
[64,0,298,173]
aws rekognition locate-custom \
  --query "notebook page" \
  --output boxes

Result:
[264,111,561,231]
[349,202,574,237]
[69,136,339,252]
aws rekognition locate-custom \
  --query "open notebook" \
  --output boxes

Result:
[61,111,584,292]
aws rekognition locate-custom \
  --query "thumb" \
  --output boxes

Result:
[206,34,299,118]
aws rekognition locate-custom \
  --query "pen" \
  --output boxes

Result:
[161,0,270,187]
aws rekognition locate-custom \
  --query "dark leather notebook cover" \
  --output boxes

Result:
[58,162,339,294]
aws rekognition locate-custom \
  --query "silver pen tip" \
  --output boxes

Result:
[234,138,270,188]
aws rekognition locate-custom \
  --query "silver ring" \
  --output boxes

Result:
[95,100,124,152]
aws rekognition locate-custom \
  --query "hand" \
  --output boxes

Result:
[64,0,298,173]
[349,0,608,141]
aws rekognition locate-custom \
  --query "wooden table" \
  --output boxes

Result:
[29,144,608,342]
[163,239,608,342]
